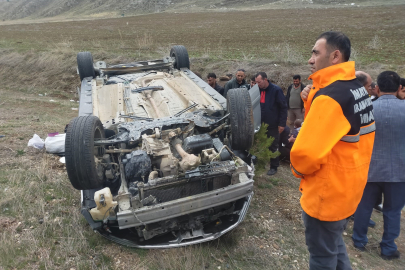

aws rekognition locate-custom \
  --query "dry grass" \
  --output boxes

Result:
[1,4,405,270]
[2,100,403,270]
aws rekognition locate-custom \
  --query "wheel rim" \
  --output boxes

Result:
[171,52,177,68]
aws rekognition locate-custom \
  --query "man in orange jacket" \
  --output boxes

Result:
[290,31,375,269]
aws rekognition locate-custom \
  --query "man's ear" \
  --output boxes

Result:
[330,50,343,65]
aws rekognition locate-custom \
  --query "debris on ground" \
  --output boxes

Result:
[45,134,66,154]
[27,134,45,149]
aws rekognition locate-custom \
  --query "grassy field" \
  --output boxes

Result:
[1,5,405,63]
[0,5,404,94]
[1,4,405,270]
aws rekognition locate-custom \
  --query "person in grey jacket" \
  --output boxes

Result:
[223,69,248,97]
[285,75,305,129]
[352,71,405,260]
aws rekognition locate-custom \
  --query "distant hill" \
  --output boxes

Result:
[0,0,402,21]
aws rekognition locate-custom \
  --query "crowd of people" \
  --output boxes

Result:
[205,31,405,269]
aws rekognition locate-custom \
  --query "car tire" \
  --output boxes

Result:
[65,116,105,190]
[77,52,96,81]
[227,88,254,151]
[170,45,190,69]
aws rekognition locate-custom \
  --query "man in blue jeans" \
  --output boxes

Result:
[352,71,405,260]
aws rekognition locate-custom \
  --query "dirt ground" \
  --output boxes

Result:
[1,89,404,269]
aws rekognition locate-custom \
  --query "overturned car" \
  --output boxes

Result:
[65,45,261,248]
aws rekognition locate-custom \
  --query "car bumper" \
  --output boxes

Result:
[97,194,252,249]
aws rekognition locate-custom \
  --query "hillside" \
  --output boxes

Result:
[0,0,403,21]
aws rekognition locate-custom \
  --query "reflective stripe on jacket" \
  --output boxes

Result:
[290,61,375,221]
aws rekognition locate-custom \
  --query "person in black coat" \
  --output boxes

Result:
[223,69,248,97]
[255,72,288,176]
[207,73,224,96]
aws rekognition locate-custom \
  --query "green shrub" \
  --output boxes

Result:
[249,123,279,176]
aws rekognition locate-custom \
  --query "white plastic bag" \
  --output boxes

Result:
[28,134,45,149]
[45,134,66,154]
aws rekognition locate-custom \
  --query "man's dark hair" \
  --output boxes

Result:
[236,69,246,73]
[255,72,267,79]
[250,75,256,81]
[318,31,351,62]
[400,78,405,87]
[377,71,400,93]
[356,72,367,86]
[293,75,301,80]
[207,73,216,79]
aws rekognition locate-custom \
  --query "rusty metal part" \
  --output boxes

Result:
[141,133,179,177]
[131,86,164,93]
[174,143,201,171]
[168,131,176,139]
[159,155,179,177]
[145,92,163,118]
[209,123,227,135]
[181,122,195,139]
[148,128,181,139]
[105,149,133,153]
[142,135,171,157]
[114,161,131,211]
[148,171,159,180]
[201,148,218,164]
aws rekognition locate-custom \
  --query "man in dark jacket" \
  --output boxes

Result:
[255,72,288,176]
[223,69,248,97]
[207,73,224,96]
[285,75,305,129]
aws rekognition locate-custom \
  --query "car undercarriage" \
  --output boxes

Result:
[65,45,261,248]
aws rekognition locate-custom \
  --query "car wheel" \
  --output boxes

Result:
[227,88,254,151]
[77,51,96,81]
[170,45,190,69]
[65,116,105,190]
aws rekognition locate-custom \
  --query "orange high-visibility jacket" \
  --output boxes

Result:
[290,62,375,221]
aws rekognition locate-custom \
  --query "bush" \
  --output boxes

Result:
[249,123,279,176]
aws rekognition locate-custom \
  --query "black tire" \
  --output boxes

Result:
[77,52,95,81]
[227,88,254,151]
[65,116,105,190]
[170,45,190,69]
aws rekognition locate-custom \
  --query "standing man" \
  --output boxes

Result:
[290,31,375,269]
[286,75,306,129]
[355,71,373,93]
[355,71,380,101]
[223,69,248,97]
[352,71,405,260]
[207,73,224,96]
[355,70,382,228]
[255,72,287,176]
